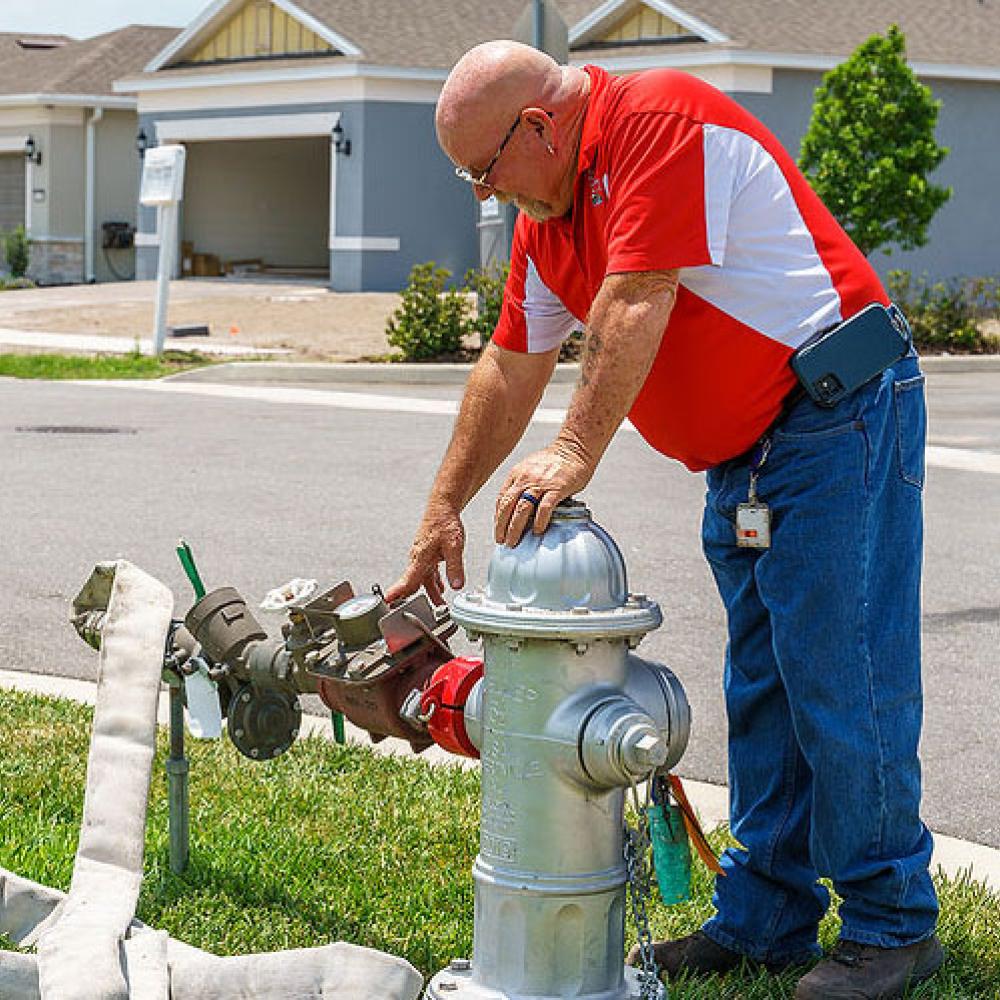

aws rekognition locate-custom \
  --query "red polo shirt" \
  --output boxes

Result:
[492,66,888,471]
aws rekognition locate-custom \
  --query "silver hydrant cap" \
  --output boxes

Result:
[451,499,661,639]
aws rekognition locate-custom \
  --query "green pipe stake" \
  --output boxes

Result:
[332,710,346,745]
[176,539,206,600]
[649,785,691,905]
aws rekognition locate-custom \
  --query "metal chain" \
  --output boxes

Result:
[624,780,660,1000]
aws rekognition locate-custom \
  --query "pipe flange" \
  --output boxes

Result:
[227,683,301,761]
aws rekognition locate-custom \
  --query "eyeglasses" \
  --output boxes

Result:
[454,113,523,188]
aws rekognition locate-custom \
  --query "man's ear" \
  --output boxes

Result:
[520,107,556,151]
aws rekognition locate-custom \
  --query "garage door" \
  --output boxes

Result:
[0,153,26,232]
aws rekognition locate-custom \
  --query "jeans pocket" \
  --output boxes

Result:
[893,375,926,489]
[773,418,864,443]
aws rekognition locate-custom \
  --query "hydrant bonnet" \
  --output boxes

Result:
[452,499,661,639]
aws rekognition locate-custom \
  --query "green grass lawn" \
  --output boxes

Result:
[0,350,212,380]
[2,688,998,997]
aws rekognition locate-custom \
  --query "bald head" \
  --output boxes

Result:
[437,40,571,167]
[436,40,591,221]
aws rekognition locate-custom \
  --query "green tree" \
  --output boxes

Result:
[798,25,950,257]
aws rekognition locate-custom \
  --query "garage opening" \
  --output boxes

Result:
[180,136,329,280]
[0,152,26,272]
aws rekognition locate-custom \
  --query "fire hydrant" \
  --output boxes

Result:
[425,499,690,1000]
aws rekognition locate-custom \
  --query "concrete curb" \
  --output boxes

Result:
[2,667,998,896]
[166,352,1000,387]
[166,360,582,386]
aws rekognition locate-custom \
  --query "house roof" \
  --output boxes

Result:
[0,25,180,99]
[136,0,1000,85]
[568,1,1000,71]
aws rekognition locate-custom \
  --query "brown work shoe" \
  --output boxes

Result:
[627,931,773,980]
[794,935,945,999]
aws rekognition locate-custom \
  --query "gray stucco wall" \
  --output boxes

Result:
[137,100,478,292]
[333,101,479,291]
[734,69,1000,283]
[94,110,142,283]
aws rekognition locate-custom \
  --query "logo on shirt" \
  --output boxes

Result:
[590,171,609,207]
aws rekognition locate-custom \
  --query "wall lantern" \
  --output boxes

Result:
[135,128,150,158]
[24,136,42,166]
[332,120,352,157]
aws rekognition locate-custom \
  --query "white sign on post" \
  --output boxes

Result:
[140,144,186,355]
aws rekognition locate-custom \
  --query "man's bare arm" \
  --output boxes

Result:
[386,341,558,603]
[495,269,678,545]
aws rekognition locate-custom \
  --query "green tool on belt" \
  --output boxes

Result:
[649,775,692,904]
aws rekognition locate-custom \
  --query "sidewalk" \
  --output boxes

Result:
[2,667,998,896]
[0,327,291,358]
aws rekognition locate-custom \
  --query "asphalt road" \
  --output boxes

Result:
[1,369,997,848]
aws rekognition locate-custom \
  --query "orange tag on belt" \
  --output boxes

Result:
[667,774,726,877]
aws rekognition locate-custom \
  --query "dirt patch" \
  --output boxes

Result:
[10,289,404,361]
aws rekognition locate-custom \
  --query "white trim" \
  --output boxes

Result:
[328,130,338,255]
[156,111,340,141]
[115,62,447,94]
[329,237,400,252]
[85,107,104,283]
[0,135,28,153]
[572,46,1000,83]
[144,0,236,73]
[271,0,363,57]
[27,235,85,244]
[134,231,160,247]
[643,0,728,43]
[0,94,135,109]
[569,0,728,47]
[24,158,32,235]
[136,75,442,112]
[144,0,363,73]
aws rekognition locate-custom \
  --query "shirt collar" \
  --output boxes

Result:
[576,64,612,176]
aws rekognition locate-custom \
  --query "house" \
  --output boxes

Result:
[118,0,1000,291]
[0,26,180,284]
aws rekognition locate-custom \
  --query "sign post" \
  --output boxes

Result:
[139,144,186,356]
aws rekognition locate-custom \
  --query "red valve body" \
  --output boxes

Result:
[420,656,483,758]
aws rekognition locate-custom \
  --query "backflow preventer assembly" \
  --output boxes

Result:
[62,499,690,1000]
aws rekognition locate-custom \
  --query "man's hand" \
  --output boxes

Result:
[385,502,466,606]
[494,437,595,547]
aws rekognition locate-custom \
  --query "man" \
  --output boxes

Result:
[386,40,942,1000]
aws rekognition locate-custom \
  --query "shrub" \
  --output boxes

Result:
[462,263,509,348]
[386,262,469,361]
[888,270,1000,353]
[2,225,30,278]
[0,276,35,291]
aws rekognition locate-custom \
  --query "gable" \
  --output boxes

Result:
[570,0,728,49]
[601,4,695,44]
[180,0,337,66]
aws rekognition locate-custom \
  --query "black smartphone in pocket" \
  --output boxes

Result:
[790,303,911,407]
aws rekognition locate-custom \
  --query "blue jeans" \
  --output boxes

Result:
[700,353,938,962]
